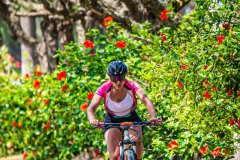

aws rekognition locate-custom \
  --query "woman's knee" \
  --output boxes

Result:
[130,127,142,142]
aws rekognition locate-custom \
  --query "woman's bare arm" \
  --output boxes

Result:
[87,94,103,125]
[136,88,157,121]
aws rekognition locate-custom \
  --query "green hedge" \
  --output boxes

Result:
[0,1,239,159]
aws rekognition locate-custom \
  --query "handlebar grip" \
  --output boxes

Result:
[157,119,162,124]
[97,122,104,127]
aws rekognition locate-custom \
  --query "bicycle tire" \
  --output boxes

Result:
[124,149,136,160]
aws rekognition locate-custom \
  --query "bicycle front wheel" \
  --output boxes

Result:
[124,149,137,160]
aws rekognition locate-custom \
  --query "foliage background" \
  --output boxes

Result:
[0,1,239,160]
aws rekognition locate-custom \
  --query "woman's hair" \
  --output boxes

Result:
[107,61,128,76]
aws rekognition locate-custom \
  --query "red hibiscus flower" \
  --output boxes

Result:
[94,149,100,157]
[177,81,184,88]
[62,84,67,92]
[181,65,188,70]
[89,53,96,56]
[227,89,233,96]
[45,121,50,131]
[160,10,169,20]
[203,91,211,99]
[83,40,94,49]
[159,33,167,42]
[203,65,208,70]
[34,71,42,77]
[69,140,74,145]
[18,125,22,129]
[24,73,30,79]
[204,79,208,84]
[15,61,21,68]
[44,98,50,106]
[80,102,88,112]
[23,152,28,160]
[216,35,225,44]
[115,40,126,48]
[211,87,218,92]
[12,121,17,127]
[168,140,179,150]
[199,144,208,155]
[237,119,240,128]
[0,139,2,143]
[229,118,235,126]
[57,71,67,81]
[222,22,229,29]
[211,147,221,157]
[103,16,113,27]
[33,79,40,89]
[224,149,230,155]
[87,92,94,101]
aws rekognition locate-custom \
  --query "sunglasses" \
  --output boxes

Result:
[110,75,126,82]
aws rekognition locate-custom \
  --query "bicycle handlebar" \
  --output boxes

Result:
[97,119,162,128]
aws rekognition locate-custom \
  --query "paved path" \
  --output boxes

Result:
[0,155,22,160]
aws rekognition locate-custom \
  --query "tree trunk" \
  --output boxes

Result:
[37,18,58,73]
[20,17,38,76]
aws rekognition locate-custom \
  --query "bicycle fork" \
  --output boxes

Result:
[119,128,137,160]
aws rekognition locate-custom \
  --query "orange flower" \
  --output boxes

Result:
[211,147,221,157]
[224,149,230,155]
[26,98,32,106]
[9,56,15,62]
[44,98,50,106]
[24,73,30,79]
[103,16,113,27]
[168,140,179,150]
[211,87,218,92]
[34,70,42,76]
[87,92,94,101]
[23,152,28,160]
[33,79,40,89]
[80,102,88,112]
[199,144,208,155]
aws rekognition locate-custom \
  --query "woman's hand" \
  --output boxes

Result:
[150,117,158,124]
[89,119,99,126]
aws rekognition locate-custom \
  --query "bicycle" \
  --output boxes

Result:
[97,119,162,160]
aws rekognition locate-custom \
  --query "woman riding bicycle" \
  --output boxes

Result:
[87,61,157,160]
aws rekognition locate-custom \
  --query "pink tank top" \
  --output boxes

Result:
[96,80,141,116]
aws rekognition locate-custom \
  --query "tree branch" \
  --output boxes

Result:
[40,0,66,15]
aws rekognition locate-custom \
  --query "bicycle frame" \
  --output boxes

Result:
[98,120,162,160]
[119,126,137,160]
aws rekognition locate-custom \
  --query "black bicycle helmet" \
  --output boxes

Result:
[107,61,128,76]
